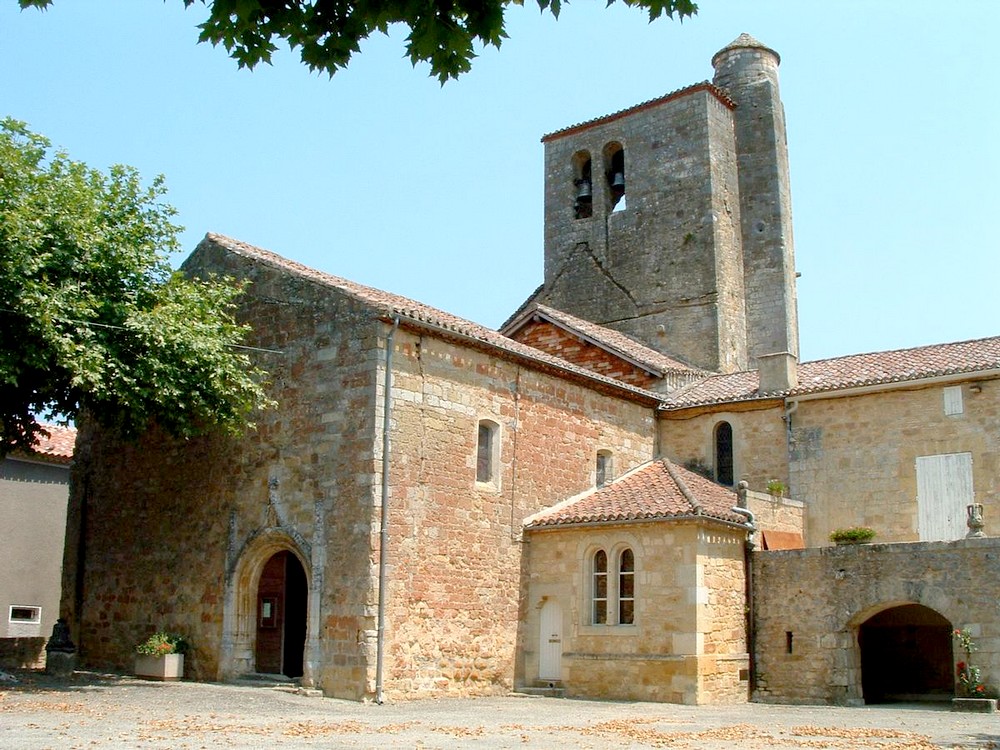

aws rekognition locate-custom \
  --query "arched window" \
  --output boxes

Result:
[596,450,613,488]
[592,549,608,624]
[603,142,626,212]
[572,151,593,220]
[476,419,500,484]
[618,548,634,625]
[715,421,734,486]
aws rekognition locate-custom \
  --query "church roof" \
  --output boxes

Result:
[541,82,735,143]
[524,458,745,529]
[663,335,1000,409]
[11,424,76,464]
[501,303,706,377]
[197,234,666,405]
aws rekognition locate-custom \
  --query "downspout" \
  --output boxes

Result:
[732,483,757,696]
[375,316,399,705]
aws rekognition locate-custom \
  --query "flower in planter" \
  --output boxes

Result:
[828,526,876,544]
[135,631,189,657]
[954,628,995,698]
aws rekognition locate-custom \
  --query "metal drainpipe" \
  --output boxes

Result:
[375,316,399,705]
[731,499,757,696]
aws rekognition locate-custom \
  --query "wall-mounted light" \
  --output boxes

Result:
[969,384,983,394]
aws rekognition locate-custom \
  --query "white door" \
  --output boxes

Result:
[917,452,973,541]
[539,599,562,681]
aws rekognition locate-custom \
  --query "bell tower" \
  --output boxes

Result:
[712,33,799,364]
[533,34,798,374]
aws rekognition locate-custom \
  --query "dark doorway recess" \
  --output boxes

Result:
[859,604,953,703]
[255,550,307,678]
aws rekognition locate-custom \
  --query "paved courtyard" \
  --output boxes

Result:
[3,671,1000,749]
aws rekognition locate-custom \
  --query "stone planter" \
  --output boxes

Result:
[952,697,997,712]
[135,653,184,681]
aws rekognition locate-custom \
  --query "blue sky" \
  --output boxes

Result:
[2,1,997,362]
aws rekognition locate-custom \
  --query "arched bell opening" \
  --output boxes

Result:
[858,603,953,704]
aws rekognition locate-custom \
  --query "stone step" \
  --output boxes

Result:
[515,681,566,698]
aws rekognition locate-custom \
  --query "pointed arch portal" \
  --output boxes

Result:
[859,604,953,703]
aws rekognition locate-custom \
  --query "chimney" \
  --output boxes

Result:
[757,352,798,394]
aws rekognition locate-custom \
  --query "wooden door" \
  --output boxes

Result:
[539,599,562,681]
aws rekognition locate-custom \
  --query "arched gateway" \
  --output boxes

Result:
[221,530,311,681]
[858,604,953,703]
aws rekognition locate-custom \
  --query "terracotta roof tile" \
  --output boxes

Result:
[18,424,76,463]
[200,234,665,404]
[664,336,1000,408]
[525,458,744,529]
[541,82,736,143]
[503,304,705,376]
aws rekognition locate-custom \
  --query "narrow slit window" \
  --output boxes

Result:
[618,548,634,625]
[476,420,498,484]
[715,421,734,486]
[592,550,608,624]
[596,450,613,488]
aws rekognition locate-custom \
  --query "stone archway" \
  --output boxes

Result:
[221,529,311,682]
[858,603,953,703]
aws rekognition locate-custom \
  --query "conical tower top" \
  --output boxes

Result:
[711,33,780,68]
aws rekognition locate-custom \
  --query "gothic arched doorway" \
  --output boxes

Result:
[859,603,953,703]
[255,550,307,678]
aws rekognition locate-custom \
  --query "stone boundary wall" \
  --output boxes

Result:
[752,538,1000,705]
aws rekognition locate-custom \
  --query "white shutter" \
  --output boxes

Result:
[916,452,973,541]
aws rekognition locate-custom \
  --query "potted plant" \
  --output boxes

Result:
[766,479,786,498]
[135,631,188,681]
[829,526,876,545]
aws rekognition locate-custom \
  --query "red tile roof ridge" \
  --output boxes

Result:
[541,82,736,143]
[663,335,1000,409]
[200,234,666,404]
[525,457,744,529]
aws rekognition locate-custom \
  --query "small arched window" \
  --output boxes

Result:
[476,419,500,485]
[596,450,613,488]
[715,421,734,486]
[592,549,608,624]
[618,548,634,625]
[572,151,593,220]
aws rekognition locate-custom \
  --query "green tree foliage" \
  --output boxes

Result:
[0,119,273,456]
[20,0,698,83]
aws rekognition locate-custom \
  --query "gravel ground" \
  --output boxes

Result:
[3,670,1000,749]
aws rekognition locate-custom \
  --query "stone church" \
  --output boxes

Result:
[62,35,1000,705]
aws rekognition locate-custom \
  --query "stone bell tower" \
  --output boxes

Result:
[712,33,799,365]
[533,34,798,373]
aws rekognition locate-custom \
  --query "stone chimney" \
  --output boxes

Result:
[757,352,798,394]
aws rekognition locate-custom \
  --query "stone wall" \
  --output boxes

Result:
[64,241,384,698]
[752,538,1000,705]
[381,329,656,698]
[790,377,1000,545]
[658,401,788,493]
[520,521,748,704]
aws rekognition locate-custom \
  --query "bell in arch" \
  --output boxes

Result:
[610,171,625,198]
[575,177,593,203]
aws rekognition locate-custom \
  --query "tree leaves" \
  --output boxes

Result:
[0,118,274,456]
[20,0,698,83]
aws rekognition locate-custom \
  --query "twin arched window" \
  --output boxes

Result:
[591,547,635,625]
[572,143,626,220]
